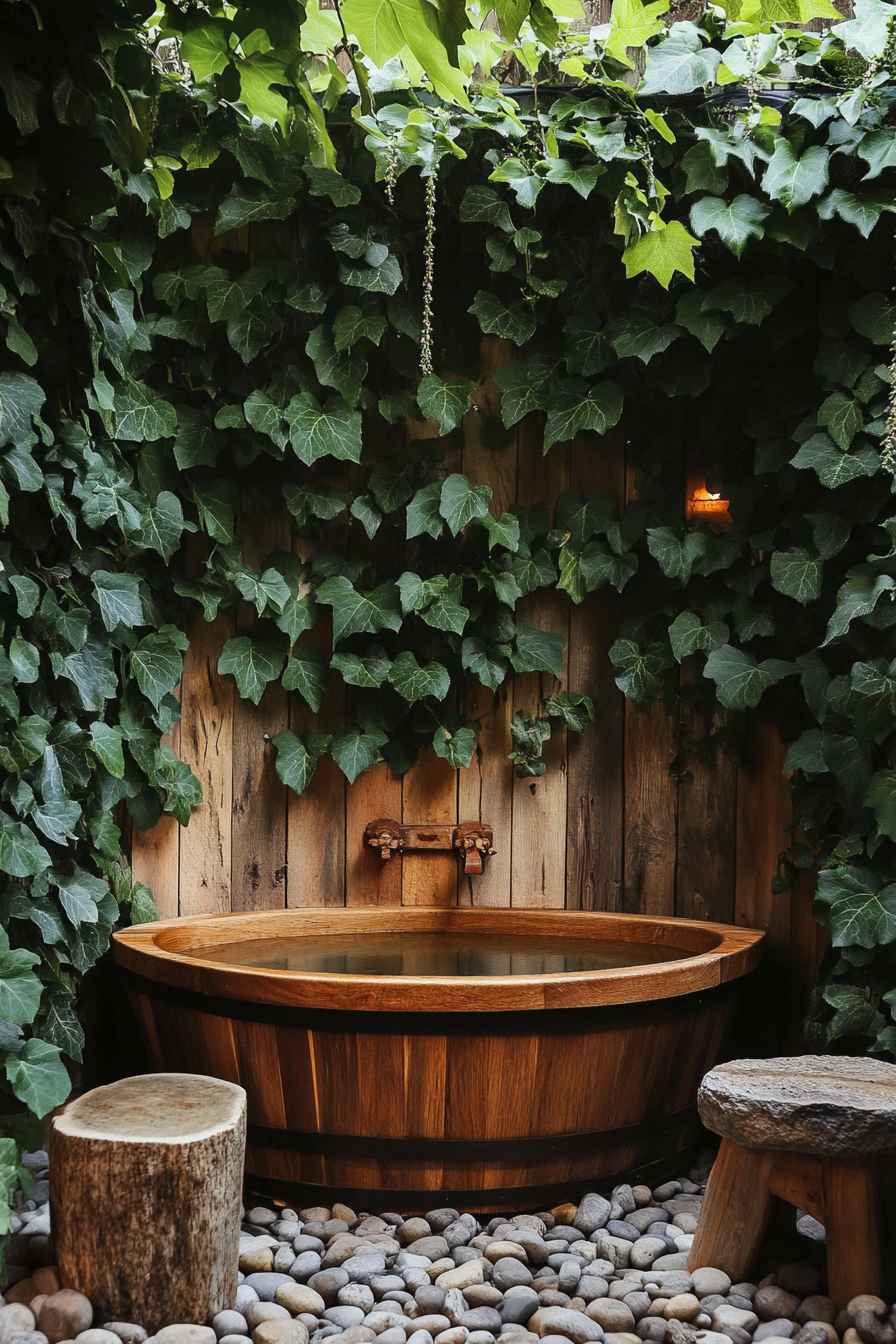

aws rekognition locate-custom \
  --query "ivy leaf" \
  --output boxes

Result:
[283,483,346,528]
[647,527,707,583]
[460,185,514,232]
[234,567,292,618]
[791,433,880,488]
[609,638,668,704]
[113,380,177,442]
[703,645,798,709]
[462,637,510,691]
[340,0,471,106]
[227,299,279,362]
[131,632,185,708]
[333,306,387,350]
[407,481,445,540]
[469,291,537,346]
[286,394,362,466]
[0,947,41,1026]
[545,691,596,733]
[784,728,827,776]
[579,541,639,593]
[91,571,143,632]
[369,461,413,514]
[417,375,476,435]
[824,983,884,1043]
[9,638,38,685]
[36,995,84,1062]
[623,221,698,289]
[216,636,287,705]
[690,194,769,256]
[763,141,829,212]
[0,817,50,878]
[0,372,45,449]
[814,866,896,948]
[439,474,493,534]
[849,292,896,345]
[52,867,108,925]
[833,0,896,59]
[859,130,896,181]
[388,651,451,702]
[272,729,330,796]
[482,512,521,552]
[510,621,566,678]
[276,593,317,644]
[214,184,295,233]
[818,392,863,450]
[339,255,402,295]
[543,381,623,449]
[332,647,391,689]
[823,572,895,645]
[433,725,476,769]
[605,0,667,65]
[865,770,896,842]
[304,166,361,207]
[90,722,125,778]
[330,725,388,784]
[608,311,679,363]
[819,187,896,239]
[282,646,329,711]
[770,548,824,605]
[703,276,792,326]
[315,576,402,642]
[669,610,729,661]
[134,492,185,562]
[639,23,722,96]
[9,576,39,619]
[5,1039,70,1119]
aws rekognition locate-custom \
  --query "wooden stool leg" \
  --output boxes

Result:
[824,1160,880,1310]
[688,1138,774,1281]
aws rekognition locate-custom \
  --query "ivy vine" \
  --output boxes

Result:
[3,0,896,1229]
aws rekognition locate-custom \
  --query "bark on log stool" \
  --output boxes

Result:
[688,1056,896,1309]
[50,1073,247,1332]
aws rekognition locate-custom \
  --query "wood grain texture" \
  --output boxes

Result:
[623,699,678,916]
[231,509,291,912]
[688,1137,773,1281]
[511,421,570,910]
[567,428,626,912]
[50,1075,245,1331]
[402,751,458,906]
[676,662,736,924]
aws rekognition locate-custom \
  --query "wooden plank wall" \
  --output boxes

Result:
[132,225,822,1050]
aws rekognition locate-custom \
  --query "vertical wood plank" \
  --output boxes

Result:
[345,764,402,906]
[231,509,291,911]
[459,336,519,909]
[510,419,569,910]
[675,660,737,924]
[177,536,234,916]
[401,752,458,906]
[130,801,179,920]
[566,426,626,911]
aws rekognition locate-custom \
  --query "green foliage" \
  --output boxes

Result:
[3,0,896,1231]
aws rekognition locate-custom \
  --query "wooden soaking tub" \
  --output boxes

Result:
[113,907,763,1212]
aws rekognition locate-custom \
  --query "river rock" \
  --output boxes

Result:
[629,1243,667,1272]
[412,1242,449,1264]
[529,1309,603,1343]
[664,1300,701,1324]
[626,1213,668,1236]
[465,1291,503,1312]
[754,1325,794,1342]
[501,1295,539,1328]
[710,1309,757,1334]
[754,1292,800,1324]
[321,1311,364,1331]
[337,1290,373,1314]
[40,1296,92,1344]
[435,1266,483,1293]
[793,1302,835,1328]
[310,1275,351,1306]
[246,1307,290,1332]
[102,1327,147,1344]
[634,1323,664,1343]
[592,1241,630,1272]
[413,1321,451,1339]
[459,1314,501,1336]
[507,1235,549,1269]
[277,1289,326,1318]
[619,1296,648,1323]
[243,1251,276,1275]
[574,1199,612,1237]
[247,1278,297,1305]
[494,1263,533,1294]
[690,1275,730,1302]
[576,1283,608,1307]
[666,1324,699,1344]
[252,1323,308,1344]
[584,1304,634,1334]
[212,1314,248,1340]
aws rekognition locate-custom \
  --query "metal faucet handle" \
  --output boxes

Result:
[364,817,405,862]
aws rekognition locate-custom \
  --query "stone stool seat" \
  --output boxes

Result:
[688,1056,896,1309]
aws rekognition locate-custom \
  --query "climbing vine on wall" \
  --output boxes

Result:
[3,0,896,1200]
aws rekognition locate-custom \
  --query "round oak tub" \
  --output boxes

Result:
[113,907,763,1212]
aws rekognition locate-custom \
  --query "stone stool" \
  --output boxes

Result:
[687,1056,896,1309]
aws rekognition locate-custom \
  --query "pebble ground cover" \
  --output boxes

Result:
[0,1156,890,1344]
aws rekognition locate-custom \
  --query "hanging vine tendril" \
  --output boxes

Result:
[420,167,438,377]
[881,321,896,479]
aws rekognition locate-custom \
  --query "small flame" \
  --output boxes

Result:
[686,482,731,531]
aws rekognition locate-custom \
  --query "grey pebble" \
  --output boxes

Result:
[574,1195,612,1236]
[292,1255,324,1282]
[212,1315,248,1340]
[605,1224,639,1244]
[321,1311,364,1330]
[755,1324,795,1341]
[244,1276,295,1303]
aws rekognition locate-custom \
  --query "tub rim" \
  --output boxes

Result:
[113,906,763,1012]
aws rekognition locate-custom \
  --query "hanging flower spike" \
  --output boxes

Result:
[881,320,896,479]
[420,166,438,379]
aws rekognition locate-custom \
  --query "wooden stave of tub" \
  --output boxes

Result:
[113,907,763,1212]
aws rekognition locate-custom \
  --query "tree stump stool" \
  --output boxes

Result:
[50,1073,246,1332]
[687,1056,896,1309]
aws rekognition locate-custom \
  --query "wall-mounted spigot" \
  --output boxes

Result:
[364,818,405,862]
[453,822,497,875]
[364,818,495,873]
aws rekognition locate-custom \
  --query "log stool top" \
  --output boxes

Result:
[698,1055,896,1158]
[54,1072,246,1143]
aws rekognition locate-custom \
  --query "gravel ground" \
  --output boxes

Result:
[0,1155,889,1344]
